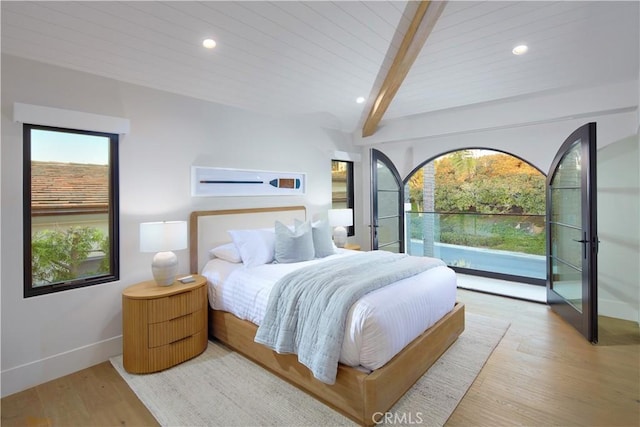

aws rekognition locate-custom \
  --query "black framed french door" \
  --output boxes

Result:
[546,122,598,343]
[370,149,404,252]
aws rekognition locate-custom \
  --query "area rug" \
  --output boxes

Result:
[110,313,509,426]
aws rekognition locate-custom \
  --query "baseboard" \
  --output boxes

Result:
[1,335,123,398]
[599,298,639,323]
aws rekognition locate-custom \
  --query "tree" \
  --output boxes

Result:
[32,226,108,285]
[407,168,424,210]
[448,150,477,181]
[406,149,546,256]
[431,151,545,215]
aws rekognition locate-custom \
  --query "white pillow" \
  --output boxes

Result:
[209,243,242,263]
[228,228,276,267]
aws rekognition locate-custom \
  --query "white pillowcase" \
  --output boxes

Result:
[228,228,276,267]
[209,243,242,263]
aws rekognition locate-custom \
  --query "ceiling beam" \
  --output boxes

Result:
[362,1,446,138]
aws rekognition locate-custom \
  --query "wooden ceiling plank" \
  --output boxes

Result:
[362,1,447,137]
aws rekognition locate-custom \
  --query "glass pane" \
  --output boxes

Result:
[550,140,584,305]
[550,223,582,269]
[406,212,546,279]
[551,258,583,312]
[378,216,400,247]
[376,160,397,190]
[378,190,400,217]
[31,129,111,287]
[550,141,581,189]
[378,241,400,253]
[331,160,354,236]
[550,188,581,226]
[331,160,348,207]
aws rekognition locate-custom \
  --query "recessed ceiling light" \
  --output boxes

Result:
[202,38,217,49]
[356,97,366,104]
[512,44,528,55]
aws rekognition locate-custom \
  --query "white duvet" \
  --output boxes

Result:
[201,249,457,371]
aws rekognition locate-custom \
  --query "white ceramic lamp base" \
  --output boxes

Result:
[333,226,347,248]
[151,251,178,286]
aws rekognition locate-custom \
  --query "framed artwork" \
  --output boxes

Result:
[191,166,306,197]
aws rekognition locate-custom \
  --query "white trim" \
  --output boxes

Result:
[13,103,130,134]
[599,298,640,323]
[0,335,123,398]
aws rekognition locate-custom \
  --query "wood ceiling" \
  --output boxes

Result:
[2,1,638,136]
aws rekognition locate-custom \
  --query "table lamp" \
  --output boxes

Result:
[328,208,353,248]
[140,221,188,286]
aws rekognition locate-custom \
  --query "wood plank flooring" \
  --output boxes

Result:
[2,289,638,426]
[1,361,158,427]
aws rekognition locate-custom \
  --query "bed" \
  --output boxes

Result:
[189,205,465,426]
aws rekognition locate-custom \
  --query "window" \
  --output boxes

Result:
[331,160,354,236]
[23,124,119,297]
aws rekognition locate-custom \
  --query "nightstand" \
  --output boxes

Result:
[344,243,361,251]
[122,275,208,373]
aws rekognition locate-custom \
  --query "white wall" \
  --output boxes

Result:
[597,135,639,322]
[0,54,355,397]
[355,82,640,323]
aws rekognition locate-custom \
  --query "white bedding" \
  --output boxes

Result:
[202,249,457,371]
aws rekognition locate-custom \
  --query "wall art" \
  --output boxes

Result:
[191,166,306,197]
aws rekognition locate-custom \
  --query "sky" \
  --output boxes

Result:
[30,129,109,165]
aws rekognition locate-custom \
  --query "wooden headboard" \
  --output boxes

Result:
[189,205,307,274]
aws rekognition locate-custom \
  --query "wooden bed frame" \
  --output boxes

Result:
[189,206,465,426]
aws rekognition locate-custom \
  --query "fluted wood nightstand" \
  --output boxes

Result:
[122,275,208,373]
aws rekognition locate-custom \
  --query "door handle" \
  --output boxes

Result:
[573,233,588,259]
[368,224,378,245]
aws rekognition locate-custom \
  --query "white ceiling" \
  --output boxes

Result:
[2,1,638,134]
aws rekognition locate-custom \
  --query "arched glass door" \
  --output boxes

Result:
[371,149,403,252]
[547,122,598,343]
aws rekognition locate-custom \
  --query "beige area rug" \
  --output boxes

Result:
[111,313,509,427]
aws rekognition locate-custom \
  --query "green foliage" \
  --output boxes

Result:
[31,226,109,285]
[407,212,545,256]
[406,151,546,257]
[429,151,545,215]
[439,215,545,255]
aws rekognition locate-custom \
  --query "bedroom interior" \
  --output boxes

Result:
[189,205,463,425]
[1,1,639,426]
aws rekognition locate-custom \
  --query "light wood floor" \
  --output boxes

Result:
[2,289,639,426]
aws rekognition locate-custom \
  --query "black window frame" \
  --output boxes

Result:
[23,124,120,298]
[331,159,355,236]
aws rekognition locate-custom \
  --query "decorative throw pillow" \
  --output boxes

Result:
[228,228,276,267]
[208,242,242,263]
[311,220,336,258]
[274,220,315,263]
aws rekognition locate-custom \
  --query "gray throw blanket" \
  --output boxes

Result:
[254,251,446,384]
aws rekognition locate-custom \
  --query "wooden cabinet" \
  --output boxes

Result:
[122,275,208,373]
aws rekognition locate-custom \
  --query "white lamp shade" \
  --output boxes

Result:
[328,209,353,227]
[140,221,188,252]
